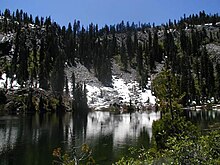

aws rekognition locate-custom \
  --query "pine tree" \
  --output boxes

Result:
[200,47,215,100]
[50,49,65,94]
[11,25,20,80]
[215,63,220,101]
[120,42,128,71]
[126,31,134,66]
[152,30,162,63]
[137,44,143,75]
[17,29,29,87]
[148,30,155,70]
[39,38,50,90]
[31,34,38,87]
[65,22,75,65]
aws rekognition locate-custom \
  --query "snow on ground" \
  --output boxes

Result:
[0,73,20,89]
[1,61,156,111]
[86,75,156,110]
[65,62,156,110]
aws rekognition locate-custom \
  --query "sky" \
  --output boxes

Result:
[1,0,220,28]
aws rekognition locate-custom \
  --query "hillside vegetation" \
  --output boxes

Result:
[0,9,220,112]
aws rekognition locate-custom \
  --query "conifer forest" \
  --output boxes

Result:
[0,9,220,164]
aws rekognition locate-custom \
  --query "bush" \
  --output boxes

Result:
[164,130,220,164]
[115,130,220,165]
[52,144,95,165]
[152,113,199,150]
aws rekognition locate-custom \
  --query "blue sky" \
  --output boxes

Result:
[1,0,220,27]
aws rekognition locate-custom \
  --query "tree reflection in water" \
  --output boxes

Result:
[0,111,160,165]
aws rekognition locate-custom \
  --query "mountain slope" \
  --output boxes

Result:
[0,9,220,112]
[65,61,155,110]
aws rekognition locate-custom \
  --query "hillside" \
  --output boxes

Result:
[64,60,155,110]
[0,9,220,112]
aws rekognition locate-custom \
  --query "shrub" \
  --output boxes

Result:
[152,114,199,150]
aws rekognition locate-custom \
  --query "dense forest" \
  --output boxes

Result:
[1,9,220,164]
[0,9,220,112]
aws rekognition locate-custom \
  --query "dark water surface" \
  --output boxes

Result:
[186,109,220,130]
[1,109,220,165]
[0,111,160,165]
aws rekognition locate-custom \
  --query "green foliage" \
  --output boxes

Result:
[116,125,220,164]
[51,50,65,94]
[114,147,152,165]
[152,70,184,116]
[52,144,95,165]
[1,8,220,109]
[164,131,220,164]
[72,82,88,113]
[152,114,198,150]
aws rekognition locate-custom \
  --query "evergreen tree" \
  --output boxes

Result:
[152,30,162,63]
[30,33,38,87]
[51,49,65,94]
[17,29,29,87]
[137,44,143,75]
[120,41,128,71]
[148,30,155,70]
[215,63,220,101]
[11,25,20,79]
[126,31,134,65]
[200,47,215,101]
[39,38,50,90]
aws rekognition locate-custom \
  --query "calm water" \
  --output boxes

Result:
[1,110,220,165]
[186,109,220,129]
[0,111,160,165]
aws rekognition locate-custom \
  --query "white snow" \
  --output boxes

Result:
[0,73,20,89]
[1,65,156,111]
[205,23,213,26]
[28,23,36,29]
[85,75,156,110]
[66,62,157,110]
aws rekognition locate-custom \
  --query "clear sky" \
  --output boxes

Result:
[1,0,220,27]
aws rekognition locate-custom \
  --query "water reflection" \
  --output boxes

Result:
[0,111,160,165]
[1,109,220,164]
[0,116,18,154]
[86,112,159,148]
[85,111,160,163]
[1,110,220,164]
[187,109,220,130]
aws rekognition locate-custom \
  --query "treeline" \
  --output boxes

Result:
[178,10,220,27]
[0,9,220,107]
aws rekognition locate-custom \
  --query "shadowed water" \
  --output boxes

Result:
[0,111,160,165]
[1,109,219,165]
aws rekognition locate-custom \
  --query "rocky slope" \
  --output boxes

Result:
[65,60,156,110]
[1,11,220,111]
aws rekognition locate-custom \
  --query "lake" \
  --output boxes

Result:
[1,109,220,165]
[0,111,160,165]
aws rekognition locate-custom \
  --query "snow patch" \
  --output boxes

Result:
[0,73,20,89]
[86,75,156,110]
[65,62,156,110]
